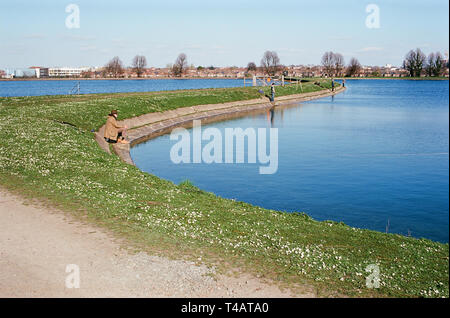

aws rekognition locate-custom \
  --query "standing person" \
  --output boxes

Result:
[331,78,335,92]
[104,110,129,144]
[270,82,276,102]
[343,78,346,87]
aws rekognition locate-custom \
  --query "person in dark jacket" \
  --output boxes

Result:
[270,83,276,101]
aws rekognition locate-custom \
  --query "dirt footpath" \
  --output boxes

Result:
[0,188,315,298]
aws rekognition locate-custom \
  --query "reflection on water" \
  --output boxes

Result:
[267,107,275,126]
[131,80,449,242]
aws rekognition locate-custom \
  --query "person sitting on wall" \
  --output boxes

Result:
[104,109,129,144]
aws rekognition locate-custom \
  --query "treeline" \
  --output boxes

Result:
[94,48,448,79]
[246,51,357,78]
[100,53,189,78]
[320,49,448,78]
[403,48,446,77]
[99,51,287,78]
[238,49,448,78]
[317,51,364,77]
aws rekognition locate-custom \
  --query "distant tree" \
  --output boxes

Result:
[426,52,444,77]
[260,51,281,76]
[197,66,204,70]
[81,71,93,78]
[346,57,362,77]
[403,48,426,77]
[132,55,147,78]
[371,66,381,77]
[321,51,335,77]
[208,65,215,70]
[334,53,345,77]
[246,62,257,73]
[105,56,124,78]
[172,53,188,77]
[425,53,435,76]
[433,52,444,77]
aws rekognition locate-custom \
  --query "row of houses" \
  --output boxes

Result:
[284,64,449,78]
[2,64,448,79]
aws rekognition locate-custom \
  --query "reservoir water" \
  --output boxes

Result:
[131,79,449,243]
[0,78,246,97]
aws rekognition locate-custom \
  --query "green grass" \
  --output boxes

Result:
[284,76,449,81]
[340,76,449,80]
[0,82,448,298]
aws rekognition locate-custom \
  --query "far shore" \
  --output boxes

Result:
[1,76,448,82]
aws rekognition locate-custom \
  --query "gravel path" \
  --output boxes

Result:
[0,188,315,298]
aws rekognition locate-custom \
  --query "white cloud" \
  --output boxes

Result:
[357,46,383,53]
[329,36,352,41]
[79,45,98,52]
[24,34,47,39]
[61,34,96,41]
[277,48,305,53]
[184,44,203,50]
[155,44,170,49]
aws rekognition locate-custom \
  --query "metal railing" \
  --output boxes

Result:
[68,81,80,95]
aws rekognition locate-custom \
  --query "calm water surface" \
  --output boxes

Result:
[131,80,449,243]
[0,78,246,97]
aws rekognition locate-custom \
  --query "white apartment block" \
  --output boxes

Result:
[48,67,90,77]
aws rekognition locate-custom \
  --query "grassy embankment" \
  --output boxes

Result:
[340,77,449,80]
[0,79,448,297]
[284,76,449,81]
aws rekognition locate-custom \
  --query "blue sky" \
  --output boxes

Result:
[0,0,448,69]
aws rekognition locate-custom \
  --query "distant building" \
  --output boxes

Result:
[48,67,90,77]
[3,68,37,78]
[29,66,49,78]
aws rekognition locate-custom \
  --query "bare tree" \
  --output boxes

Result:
[403,48,426,77]
[247,62,257,74]
[105,56,124,78]
[425,53,435,76]
[321,51,335,77]
[260,51,281,76]
[426,52,444,77]
[371,66,381,77]
[334,53,345,77]
[172,53,188,77]
[433,52,444,77]
[132,55,147,78]
[346,57,362,77]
